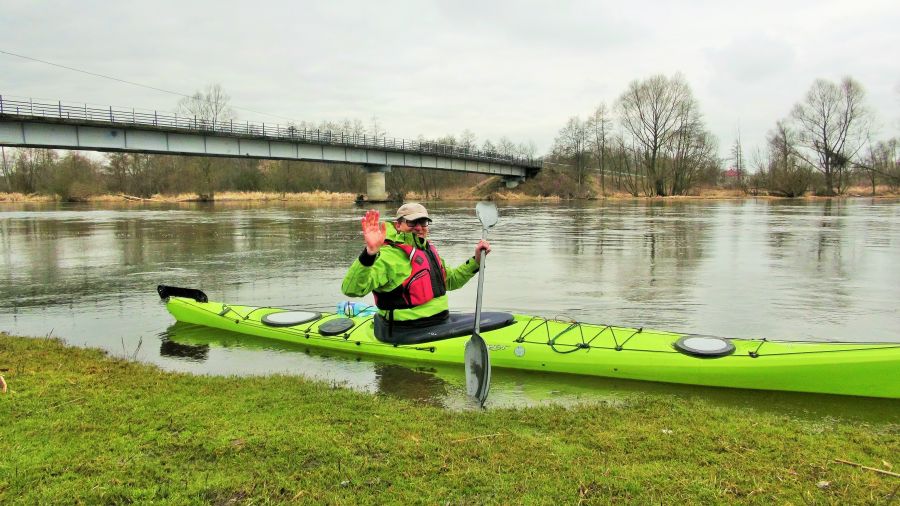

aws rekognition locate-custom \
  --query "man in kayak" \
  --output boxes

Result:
[341,203,491,331]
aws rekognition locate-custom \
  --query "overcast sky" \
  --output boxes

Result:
[2,0,898,164]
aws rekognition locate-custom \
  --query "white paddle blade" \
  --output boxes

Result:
[464,333,491,406]
[476,201,499,231]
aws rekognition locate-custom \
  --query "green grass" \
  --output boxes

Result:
[1,335,898,505]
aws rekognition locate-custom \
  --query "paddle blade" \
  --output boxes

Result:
[475,201,498,231]
[464,332,491,407]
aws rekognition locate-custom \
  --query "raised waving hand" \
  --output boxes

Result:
[362,209,386,255]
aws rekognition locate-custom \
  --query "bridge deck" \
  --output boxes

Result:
[0,97,540,178]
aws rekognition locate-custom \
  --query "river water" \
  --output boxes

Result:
[1,199,898,414]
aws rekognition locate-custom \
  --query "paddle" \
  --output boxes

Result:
[465,201,498,407]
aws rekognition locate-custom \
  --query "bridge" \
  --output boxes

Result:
[0,96,542,200]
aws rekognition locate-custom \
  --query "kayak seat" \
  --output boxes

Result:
[374,312,516,345]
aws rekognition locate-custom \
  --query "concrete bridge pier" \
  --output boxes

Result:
[365,165,392,202]
[503,176,525,189]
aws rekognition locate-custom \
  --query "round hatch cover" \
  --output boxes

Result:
[675,335,735,357]
[318,318,355,336]
[261,311,321,327]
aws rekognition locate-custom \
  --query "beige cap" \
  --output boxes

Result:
[395,202,431,221]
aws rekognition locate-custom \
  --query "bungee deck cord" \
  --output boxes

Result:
[182,299,900,358]
[515,315,647,354]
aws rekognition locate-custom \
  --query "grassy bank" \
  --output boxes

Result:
[1,335,898,504]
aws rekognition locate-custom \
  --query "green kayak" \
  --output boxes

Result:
[159,286,900,399]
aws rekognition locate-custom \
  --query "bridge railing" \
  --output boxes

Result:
[0,96,542,168]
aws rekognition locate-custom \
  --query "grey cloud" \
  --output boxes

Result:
[2,0,899,159]
[706,35,796,83]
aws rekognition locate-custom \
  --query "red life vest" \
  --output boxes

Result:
[373,240,447,310]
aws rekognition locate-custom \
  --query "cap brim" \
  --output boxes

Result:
[401,213,431,221]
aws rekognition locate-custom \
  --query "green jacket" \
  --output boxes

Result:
[341,222,480,321]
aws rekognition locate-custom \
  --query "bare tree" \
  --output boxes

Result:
[729,131,745,189]
[553,116,589,188]
[497,136,516,157]
[385,166,415,200]
[14,149,57,194]
[859,142,879,196]
[859,138,900,193]
[614,137,644,197]
[790,77,870,196]
[666,121,718,195]
[516,140,537,159]
[177,84,236,200]
[105,153,129,194]
[349,118,366,139]
[1,147,12,191]
[370,115,385,139]
[177,83,235,128]
[763,121,813,197]
[459,129,477,152]
[885,138,900,188]
[616,74,699,196]
[586,104,612,194]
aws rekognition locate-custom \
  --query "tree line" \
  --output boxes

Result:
[1,78,898,200]
[746,78,899,197]
[543,74,899,197]
[0,147,499,201]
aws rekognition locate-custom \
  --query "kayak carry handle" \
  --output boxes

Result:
[157,285,208,303]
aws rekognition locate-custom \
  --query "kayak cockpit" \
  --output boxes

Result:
[373,312,516,345]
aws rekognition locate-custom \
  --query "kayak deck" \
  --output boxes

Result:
[164,296,900,399]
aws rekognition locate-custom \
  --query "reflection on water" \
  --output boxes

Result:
[1,199,899,415]
[373,365,449,407]
[159,338,209,362]
[155,322,900,421]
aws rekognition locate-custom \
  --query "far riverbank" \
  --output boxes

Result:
[2,184,898,204]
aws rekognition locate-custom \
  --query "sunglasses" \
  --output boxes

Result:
[402,218,431,227]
